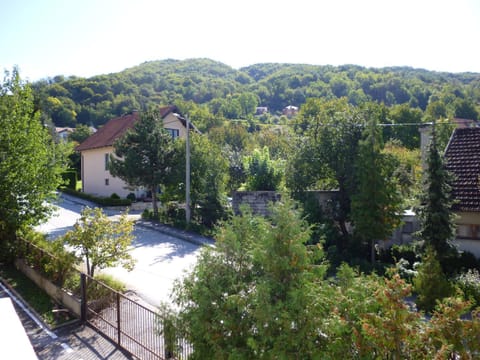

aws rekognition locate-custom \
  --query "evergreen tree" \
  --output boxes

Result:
[172,198,327,359]
[109,109,176,217]
[417,122,456,262]
[351,106,402,262]
[414,246,453,313]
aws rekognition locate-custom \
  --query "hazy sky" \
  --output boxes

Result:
[1,0,480,81]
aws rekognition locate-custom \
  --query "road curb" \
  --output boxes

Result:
[135,220,214,247]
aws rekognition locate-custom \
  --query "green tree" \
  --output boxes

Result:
[351,107,402,262]
[68,124,93,143]
[414,246,453,313]
[244,147,283,191]
[453,98,479,120]
[167,133,230,228]
[63,207,135,278]
[287,98,363,243]
[0,68,68,248]
[388,104,423,149]
[416,123,456,262]
[68,124,94,178]
[173,199,326,359]
[237,92,259,118]
[109,109,176,217]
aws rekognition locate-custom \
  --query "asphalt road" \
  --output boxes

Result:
[36,196,203,308]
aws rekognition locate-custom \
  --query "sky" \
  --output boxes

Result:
[1,0,480,82]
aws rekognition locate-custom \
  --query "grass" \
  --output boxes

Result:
[0,264,74,328]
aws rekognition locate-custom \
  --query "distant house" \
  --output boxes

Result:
[444,127,480,258]
[76,106,196,198]
[282,105,298,118]
[55,127,74,141]
[255,106,268,116]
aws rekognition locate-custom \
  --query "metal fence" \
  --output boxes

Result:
[17,238,193,360]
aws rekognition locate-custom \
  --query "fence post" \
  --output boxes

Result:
[117,292,121,346]
[80,273,87,322]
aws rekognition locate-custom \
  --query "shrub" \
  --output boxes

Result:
[94,273,126,293]
[244,147,283,191]
[126,192,136,202]
[455,269,480,308]
[20,230,78,287]
[414,246,454,313]
[110,192,120,199]
[61,170,77,190]
[61,188,132,206]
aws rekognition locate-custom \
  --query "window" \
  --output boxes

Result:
[457,224,480,239]
[105,178,109,186]
[165,128,180,139]
[104,153,110,170]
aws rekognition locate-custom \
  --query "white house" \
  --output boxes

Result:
[76,106,195,198]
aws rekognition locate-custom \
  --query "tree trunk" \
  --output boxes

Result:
[152,184,159,218]
[371,239,376,263]
[86,252,91,277]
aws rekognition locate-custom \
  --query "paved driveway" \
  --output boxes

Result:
[36,194,206,308]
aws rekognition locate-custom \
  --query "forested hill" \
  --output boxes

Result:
[31,58,480,130]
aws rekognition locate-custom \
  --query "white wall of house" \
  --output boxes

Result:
[162,112,187,138]
[81,146,134,198]
[80,112,188,198]
[454,211,480,258]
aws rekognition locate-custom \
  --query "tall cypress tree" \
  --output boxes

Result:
[351,106,402,262]
[417,122,456,262]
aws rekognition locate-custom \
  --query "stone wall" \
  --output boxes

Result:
[232,190,338,217]
[232,191,282,216]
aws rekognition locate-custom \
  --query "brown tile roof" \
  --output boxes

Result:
[75,106,197,151]
[444,127,480,212]
[76,112,139,151]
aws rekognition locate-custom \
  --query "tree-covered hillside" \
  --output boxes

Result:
[31,58,480,129]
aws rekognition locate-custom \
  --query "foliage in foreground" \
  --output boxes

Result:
[0,68,69,247]
[165,198,480,359]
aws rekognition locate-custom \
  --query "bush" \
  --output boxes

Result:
[110,193,120,199]
[20,230,79,287]
[61,170,77,190]
[442,250,480,275]
[455,269,480,308]
[414,247,454,313]
[61,188,132,206]
[126,192,136,202]
[94,273,126,293]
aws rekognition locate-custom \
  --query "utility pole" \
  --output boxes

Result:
[185,115,191,223]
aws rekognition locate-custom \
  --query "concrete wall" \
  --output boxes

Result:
[232,190,338,217]
[232,191,282,216]
[15,259,81,318]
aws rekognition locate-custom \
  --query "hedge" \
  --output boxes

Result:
[60,188,132,206]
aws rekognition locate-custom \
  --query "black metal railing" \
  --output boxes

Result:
[18,238,193,360]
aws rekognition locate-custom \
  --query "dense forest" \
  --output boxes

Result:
[32,58,480,131]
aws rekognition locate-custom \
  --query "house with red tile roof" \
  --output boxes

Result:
[76,105,195,198]
[444,127,480,258]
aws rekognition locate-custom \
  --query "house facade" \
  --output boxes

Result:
[444,127,480,258]
[76,106,192,198]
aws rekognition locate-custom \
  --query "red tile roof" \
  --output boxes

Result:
[444,127,480,212]
[76,106,193,151]
[76,112,139,151]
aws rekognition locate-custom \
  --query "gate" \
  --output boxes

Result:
[80,274,192,360]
